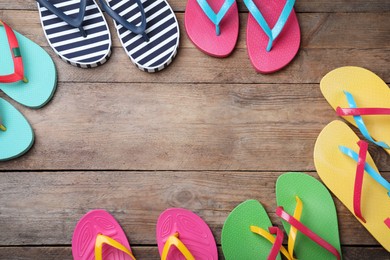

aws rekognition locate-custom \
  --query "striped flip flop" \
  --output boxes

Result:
[99,0,180,72]
[37,0,112,68]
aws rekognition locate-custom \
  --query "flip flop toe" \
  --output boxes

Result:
[276,172,342,260]
[0,21,57,108]
[244,0,300,73]
[185,0,239,57]
[37,0,112,68]
[221,200,291,260]
[99,0,180,72]
[72,209,136,260]
[156,208,218,259]
[314,120,390,252]
[320,66,390,155]
[0,98,34,161]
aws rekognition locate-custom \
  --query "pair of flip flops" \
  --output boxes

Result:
[72,208,218,259]
[0,21,57,161]
[185,0,300,73]
[37,0,180,72]
[221,172,342,259]
[314,66,390,252]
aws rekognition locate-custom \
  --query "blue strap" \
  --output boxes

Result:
[196,0,235,36]
[343,91,390,149]
[243,0,295,52]
[98,0,149,41]
[36,0,88,37]
[339,145,390,196]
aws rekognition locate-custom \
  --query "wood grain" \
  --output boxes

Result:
[0,171,388,245]
[2,0,390,12]
[0,246,388,260]
[1,83,389,171]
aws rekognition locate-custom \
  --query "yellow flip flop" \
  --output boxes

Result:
[314,120,390,252]
[320,66,390,155]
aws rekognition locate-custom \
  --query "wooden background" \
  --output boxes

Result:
[1,0,389,259]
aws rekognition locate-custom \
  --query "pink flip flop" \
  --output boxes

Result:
[185,0,239,57]
[156,208,218,260]
[244,0,300,73]
[72,209,135,260]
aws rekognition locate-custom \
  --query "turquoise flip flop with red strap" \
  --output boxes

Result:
[0,98,34,161]
[0,21,56,108]
[276,172,342,260]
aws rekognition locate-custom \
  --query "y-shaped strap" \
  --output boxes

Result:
[339,141,390,223]
[36,0,88,37]
[243,0,295,52]
[94,234,136,260]
[337,91,390,149]
[286,196,302,259]
[98,0,149,42]
[250,225,292,260]
[161,232,195,260]
[276,203,341,260]
[0,21,28,84]
[196,0,235,36]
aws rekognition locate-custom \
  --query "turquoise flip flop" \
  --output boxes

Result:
[0,98,34,161]
[221,200,291,260]
[0,21,57,108]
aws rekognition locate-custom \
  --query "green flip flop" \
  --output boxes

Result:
[0,98,34,161]
[221,200,291,260]
[275,172,342,260]
[0,21,56,108]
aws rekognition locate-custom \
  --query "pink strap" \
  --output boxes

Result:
[385,218,390,229]
[337,107,390,116]
[0,21,26,83]
[267,227,284,260]
[276,207,341,260]
[353,140,368,223]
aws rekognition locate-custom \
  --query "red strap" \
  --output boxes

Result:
[0,21,26,83]
[337,107,390,116]
[353,140,368,223]
[385,218,390,229]
[276,207,341,260]
[267,227,284,260]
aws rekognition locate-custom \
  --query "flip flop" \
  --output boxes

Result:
[99,0,180,72]
[185,0,239,57]
[37,0,112,68]
[243,0,300,73]
[0,21,57,108]
[156,208,218,259]
[72,209,136,260]
[0,98,34,161]
[221,200,291,260]
[314,120,390,252]
[275,172,342,260]
[320,66,390,155]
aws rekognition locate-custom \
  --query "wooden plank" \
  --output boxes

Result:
[2,0,390,12]
[0,171,388,246]
[2,11,389,50]
[1,83,389,171]
[0,246,388,259]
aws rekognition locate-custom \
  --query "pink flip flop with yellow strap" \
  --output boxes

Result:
[72,209,136,260]
[156,208,218,260]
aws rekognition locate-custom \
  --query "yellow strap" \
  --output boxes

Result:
[94,234,136,260]
[161,232,195,260]
[0,124,6,131]
[250,226,293,260]
[287,196,303,260]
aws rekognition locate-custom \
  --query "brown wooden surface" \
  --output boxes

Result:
[0,0,389,259]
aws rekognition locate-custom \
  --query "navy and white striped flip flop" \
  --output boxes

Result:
[37,0,112,68]
[99,0,180,72]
